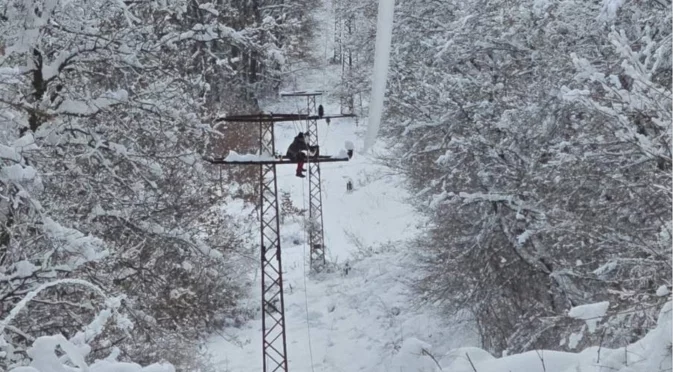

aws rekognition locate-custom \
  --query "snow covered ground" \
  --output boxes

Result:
[442,301,671,372]
[206,55,478,372]
[206,4,479,369]
[205,3,671,372]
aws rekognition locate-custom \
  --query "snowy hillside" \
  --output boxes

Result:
[442,301,672,372]
[206,3,479,369]
[206,1,672,371]
[3,0,669,371]
[207,88,672,372]
[207,45,672,372]
[206,60,479,371]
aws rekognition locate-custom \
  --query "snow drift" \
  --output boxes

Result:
[391,301,671,372]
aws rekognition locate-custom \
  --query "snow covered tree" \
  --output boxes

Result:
[1,279,176,372]
[331,0,377,114]
[0,0,299,368]
[368,0,671,355]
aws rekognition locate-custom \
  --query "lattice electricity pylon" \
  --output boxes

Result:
[258,120,288,372]
[305,94,326,271]
[279,91,327,271]
[204,112,353,372]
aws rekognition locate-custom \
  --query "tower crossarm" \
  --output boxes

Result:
[215,113,355,123]
[203,156,350,165]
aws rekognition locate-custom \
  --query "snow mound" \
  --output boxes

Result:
[440,346,495,371]
[568,301,610,332]
[389,338,440,372]
[656,285,670,297]
[455,350,580,372]
[441,301,672,372]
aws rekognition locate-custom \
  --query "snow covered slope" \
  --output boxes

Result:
[205,2,479,370]
[443,301,671,372]
[206,2,671,372]
[206,58,478,371]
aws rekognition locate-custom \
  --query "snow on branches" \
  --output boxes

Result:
[1,279,174,372]
[0,0,288,369]
[368,0,671,356]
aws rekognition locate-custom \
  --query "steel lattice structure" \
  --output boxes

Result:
[279,91,328,272]
[305,94,326,271]
[258,120,288,372]
[204,113,352,372]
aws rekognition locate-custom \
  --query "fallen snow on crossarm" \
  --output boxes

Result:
[224,151,276,162]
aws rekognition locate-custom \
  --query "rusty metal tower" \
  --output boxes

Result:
[305,94,325,271]
[280,91,328,271]
[204,112,352,372]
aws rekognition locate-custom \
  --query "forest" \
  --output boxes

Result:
[1,0,670,371]
[337,0,671,355]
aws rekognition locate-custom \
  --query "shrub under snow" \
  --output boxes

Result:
[2,280,174,372]
[391,301,672,372]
